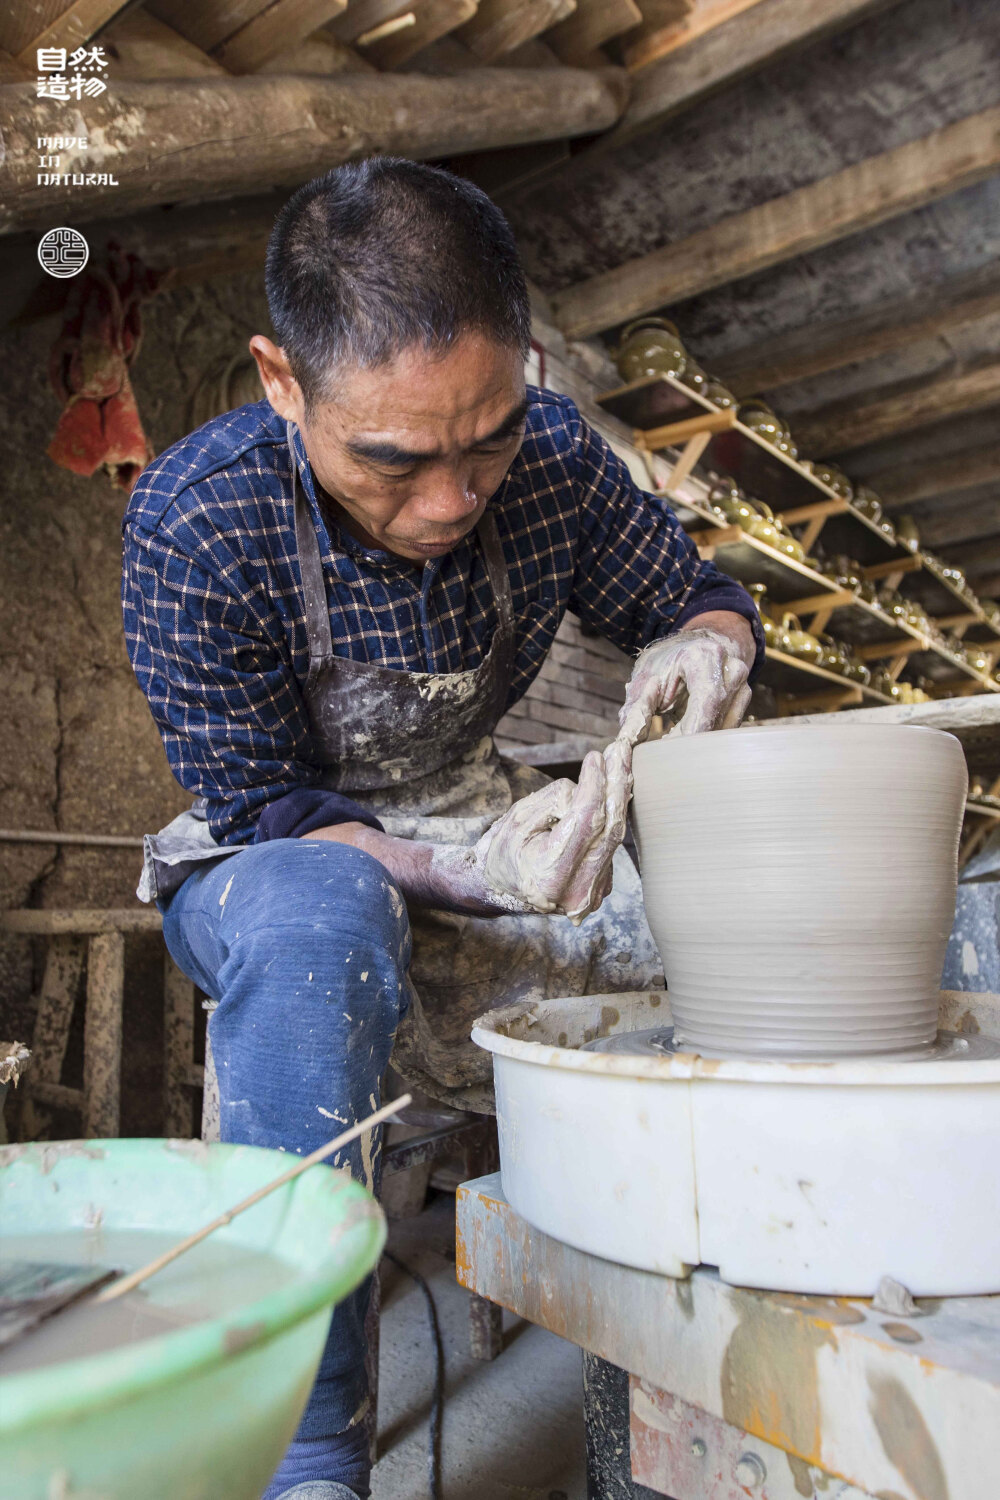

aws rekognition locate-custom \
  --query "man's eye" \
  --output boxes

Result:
[478,429,523,452]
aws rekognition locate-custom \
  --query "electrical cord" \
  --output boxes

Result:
[384,1250,445,1500]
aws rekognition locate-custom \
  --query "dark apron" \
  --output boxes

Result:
[141,423,662,1109]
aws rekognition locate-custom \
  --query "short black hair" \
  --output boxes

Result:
[265,158,531,408]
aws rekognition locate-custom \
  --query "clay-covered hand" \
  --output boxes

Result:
[618,621,754,745]
[472,740,633,923]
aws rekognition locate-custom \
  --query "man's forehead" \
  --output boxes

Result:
[326,336,524,429]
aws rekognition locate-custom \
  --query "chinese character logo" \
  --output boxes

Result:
[37,226,89,278]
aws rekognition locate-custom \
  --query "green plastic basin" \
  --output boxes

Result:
[0,1138,386,1500]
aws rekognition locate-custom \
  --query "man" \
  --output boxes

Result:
[123,158,762,1500]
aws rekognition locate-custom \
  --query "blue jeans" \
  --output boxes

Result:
[160,838,412,1440]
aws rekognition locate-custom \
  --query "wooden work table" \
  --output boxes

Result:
[457,1156,1000,1500]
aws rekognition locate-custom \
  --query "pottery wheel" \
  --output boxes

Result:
[580,1026,1000,1063]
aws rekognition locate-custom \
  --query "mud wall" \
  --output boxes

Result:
[0,269,271,1125]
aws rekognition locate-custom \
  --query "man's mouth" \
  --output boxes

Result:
[408,535,468,556]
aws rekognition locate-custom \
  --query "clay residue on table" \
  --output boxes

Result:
[868,1373,949,1500]
[720,1290,841,1463]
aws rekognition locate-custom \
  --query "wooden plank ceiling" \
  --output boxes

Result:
[0,0,997,577]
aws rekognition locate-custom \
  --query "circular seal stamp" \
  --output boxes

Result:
[37,226,90,279]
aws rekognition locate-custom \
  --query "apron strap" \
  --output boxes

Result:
[288,420,515,669]
[288,421,336,669]
[476,507,515,636]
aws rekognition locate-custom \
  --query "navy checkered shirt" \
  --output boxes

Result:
[122,388,763,845]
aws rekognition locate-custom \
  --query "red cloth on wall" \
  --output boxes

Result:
[47,243,167,493]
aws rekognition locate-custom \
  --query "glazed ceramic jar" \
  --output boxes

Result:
[852,486,883,524]
[631,723,968,1060]
[709,479,757,529]
[703,377,737,409]
[738,399,796,456]
[780,614,823,663]
[896,514,921,552]
[747,585,790,652]
[616,318,687,382]
[680,357,708,395]
[802,461,853,501]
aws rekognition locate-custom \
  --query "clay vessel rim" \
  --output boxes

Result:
[634,721,962,767]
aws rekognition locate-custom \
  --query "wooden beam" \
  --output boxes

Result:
[713,267,1000,398]
[792,362,1000,458]
[938,534,1000,579]
[624,0,765,71]
[914,495,1000,551]
[329,0,416,42]
[0,66,627,231]
[257,29,374,70]
[550,106,1000,340]
[457,0,576,62]
[102,11,228,78]
[213,0,349,71]
[611,0,899,146]
[0,47,32,81]
[360,0,478,66]
[145,0,274,54]
[545,0,642,65]
[623,0,693,61]
[12,0,134,67]
[868,441,1000,508]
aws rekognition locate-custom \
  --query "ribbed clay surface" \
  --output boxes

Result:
[631,724,967,1060]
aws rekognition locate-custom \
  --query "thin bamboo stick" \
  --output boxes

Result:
[97,1094,410,1304]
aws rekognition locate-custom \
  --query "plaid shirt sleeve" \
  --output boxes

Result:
[122,513,321,845]
[567,407,765,673]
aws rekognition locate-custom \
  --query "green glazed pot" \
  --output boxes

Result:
[616,318,687,383]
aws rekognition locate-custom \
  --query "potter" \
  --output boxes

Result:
[632,723,968,1060]
[121,159,763,1500]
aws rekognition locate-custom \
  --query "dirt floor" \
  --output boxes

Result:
[375,1192,587,1500]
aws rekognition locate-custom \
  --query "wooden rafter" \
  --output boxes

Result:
[550,106,1000,339]
[872,441,1000,508]
[10,0,134,67]
[329,0,415,43]
[624,0,765,70]
[915,496,1000,551]
[938,534,1000,579]
[712,267,1000,398]
[792,362,1000,458]
[359,0,478,67]
[213,0,349,71]
[457,0,576,63]
[624,0,694,58]
[102,11,229,78]
[144,0,274,54]
[258,29,374,70]
[545,0,642,65]
[0,66,627,230]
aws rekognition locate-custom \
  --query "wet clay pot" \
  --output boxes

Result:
[631,724,967,1060]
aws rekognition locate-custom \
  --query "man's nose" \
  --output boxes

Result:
[413,466,479,525]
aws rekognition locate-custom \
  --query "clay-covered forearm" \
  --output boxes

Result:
[679,608,757,668]
[305,820,512,917]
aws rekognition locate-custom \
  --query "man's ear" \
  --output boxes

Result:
[250,336,305,426]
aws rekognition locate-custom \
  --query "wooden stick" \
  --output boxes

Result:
[663,428,712,495]
[96,1094,411,1304]
[638,406,737,450]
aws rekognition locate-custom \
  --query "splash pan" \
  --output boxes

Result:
[471,990,1000,1296]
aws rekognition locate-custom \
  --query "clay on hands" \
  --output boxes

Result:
[472,741,633,923]
[618,627,752,746]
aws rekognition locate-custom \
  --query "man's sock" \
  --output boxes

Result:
[262,1422,371,1500]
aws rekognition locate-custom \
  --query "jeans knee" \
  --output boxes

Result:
[224,839,409,959]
